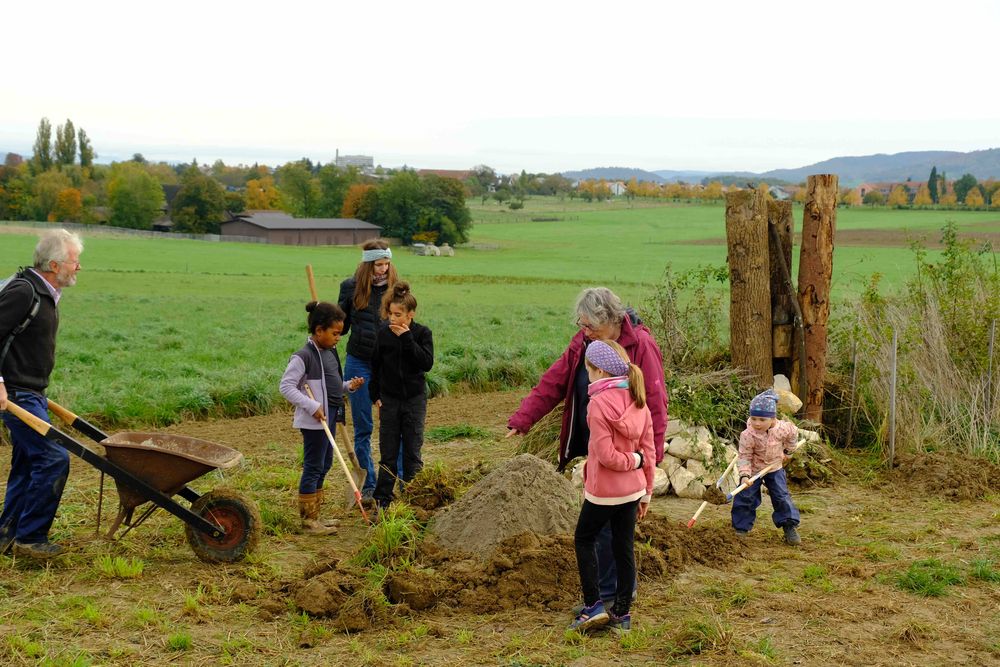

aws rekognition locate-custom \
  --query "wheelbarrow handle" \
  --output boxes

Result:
[686,453,739,529]
[46,398,78,425]
[45,398,110,443]
[3,400,52,436]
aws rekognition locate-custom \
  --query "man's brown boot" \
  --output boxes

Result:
[299,493,337,535]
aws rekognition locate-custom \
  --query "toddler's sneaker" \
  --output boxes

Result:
[608,612,632,635]
[734,529,749,539]
[783,525,801,546]
[567,600,608,632]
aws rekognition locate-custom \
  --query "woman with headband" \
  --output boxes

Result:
[338,240,398,502]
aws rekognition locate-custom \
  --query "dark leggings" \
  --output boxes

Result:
[574,499,639,617]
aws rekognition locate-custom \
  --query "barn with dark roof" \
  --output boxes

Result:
[220,211,381,246]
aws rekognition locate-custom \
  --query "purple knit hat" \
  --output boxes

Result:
[585,340,629,376]
[749,389,778,417]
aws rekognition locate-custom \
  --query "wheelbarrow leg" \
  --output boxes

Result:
[105,506,134,540]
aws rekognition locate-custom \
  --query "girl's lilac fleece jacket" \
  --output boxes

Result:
[583,377,656,505]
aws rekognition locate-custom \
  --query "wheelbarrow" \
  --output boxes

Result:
[4,399,261,563]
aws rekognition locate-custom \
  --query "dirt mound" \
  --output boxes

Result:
[891,451,1000,501]
[387,531,579,612]
[292,558,392,632]
[635,514,747,577]
[429,454,579,556]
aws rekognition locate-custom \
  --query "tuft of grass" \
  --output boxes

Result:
[895,559,965,596]
[166,631,193,652]
[863,542,901,562]
[704,581,755,609]
[970,559,1000,583]
[352,503,420,568]
[93,554,145,579]
[455,629,474,645]
[802,565,837,593]
[425,424,492,443]
[895,620,938,644]
[672,614,736,656]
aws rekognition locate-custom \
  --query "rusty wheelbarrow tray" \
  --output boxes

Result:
[5,400,260,563]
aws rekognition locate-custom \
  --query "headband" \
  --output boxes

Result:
[585,341,629,377]
[362,248,392,262]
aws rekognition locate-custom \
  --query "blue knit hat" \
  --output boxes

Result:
[749,389,778,417]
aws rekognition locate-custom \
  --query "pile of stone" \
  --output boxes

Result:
[658,420,740,499]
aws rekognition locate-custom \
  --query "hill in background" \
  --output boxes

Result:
[758,148,1000,186]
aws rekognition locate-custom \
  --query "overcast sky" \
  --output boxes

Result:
[4,0,999,174]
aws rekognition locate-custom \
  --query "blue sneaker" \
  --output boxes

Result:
[608,613,632,634]
[568,600,608,632]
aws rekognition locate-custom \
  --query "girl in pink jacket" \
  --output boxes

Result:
[569,340,655,634]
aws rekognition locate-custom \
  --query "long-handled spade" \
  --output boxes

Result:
[304,385,370,523]
[722,460,783,502]
[686,453,739,528]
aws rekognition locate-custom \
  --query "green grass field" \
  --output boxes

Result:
[1,199,997,425]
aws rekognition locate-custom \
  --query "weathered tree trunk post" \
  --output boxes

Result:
[796,174,838,422]
[768,200,794,378]
[726,189,772,388]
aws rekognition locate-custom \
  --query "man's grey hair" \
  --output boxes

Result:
[574,287,626,327]
[34,229,84,271]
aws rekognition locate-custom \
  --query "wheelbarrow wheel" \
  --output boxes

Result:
[184,488,261,563]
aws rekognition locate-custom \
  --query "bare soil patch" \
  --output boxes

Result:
[890,450,1000,500]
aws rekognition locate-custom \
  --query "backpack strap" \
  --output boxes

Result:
[0,269,42,372]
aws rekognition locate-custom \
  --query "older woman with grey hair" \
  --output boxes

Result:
[506,286,668,610]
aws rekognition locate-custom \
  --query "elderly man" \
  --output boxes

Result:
[0,229,83,559]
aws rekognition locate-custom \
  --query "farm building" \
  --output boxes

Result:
[220,211,382,246]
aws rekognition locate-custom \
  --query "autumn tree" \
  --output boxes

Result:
[78,128,95,168]
[703,181,724,201]
[316,164,357,217]
[913,183,933,207]
[887,185,910,207]
[839,187,861,206]
[953,173,978,203]
[51,188,82,222]
[171,167,227,233]
[32,118,53,173]
[341,183,375,217]
[54,119,77,167]
[863,190,885,206]
[107,162,165,229]
[245,176,280,209]
[964,187,985,208]
[276,161,319,217]
[32,170,73,220]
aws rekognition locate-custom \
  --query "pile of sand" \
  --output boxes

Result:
[429,453,580,556]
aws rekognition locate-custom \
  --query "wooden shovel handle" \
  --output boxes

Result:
[306,265,319,302]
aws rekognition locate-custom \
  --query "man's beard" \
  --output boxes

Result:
[56,267,77,288]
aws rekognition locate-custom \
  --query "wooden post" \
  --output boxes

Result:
[796,174,838,421]
[726,189,772,388]
[768,200,794,377]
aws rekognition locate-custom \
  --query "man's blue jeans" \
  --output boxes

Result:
[0,391,70,545]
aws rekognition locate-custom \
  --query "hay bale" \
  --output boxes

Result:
[515,408,562,465]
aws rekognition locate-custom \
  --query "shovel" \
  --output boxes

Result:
[304,385,370,523]
[723,460,783,502]
[686,453,739,528]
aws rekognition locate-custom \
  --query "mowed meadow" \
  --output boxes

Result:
[2,199,998,426]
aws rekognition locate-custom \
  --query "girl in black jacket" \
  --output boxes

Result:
[338,240,399,501]
[369,282,434,509]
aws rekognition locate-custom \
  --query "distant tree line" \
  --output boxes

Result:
[0,118,473,244]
